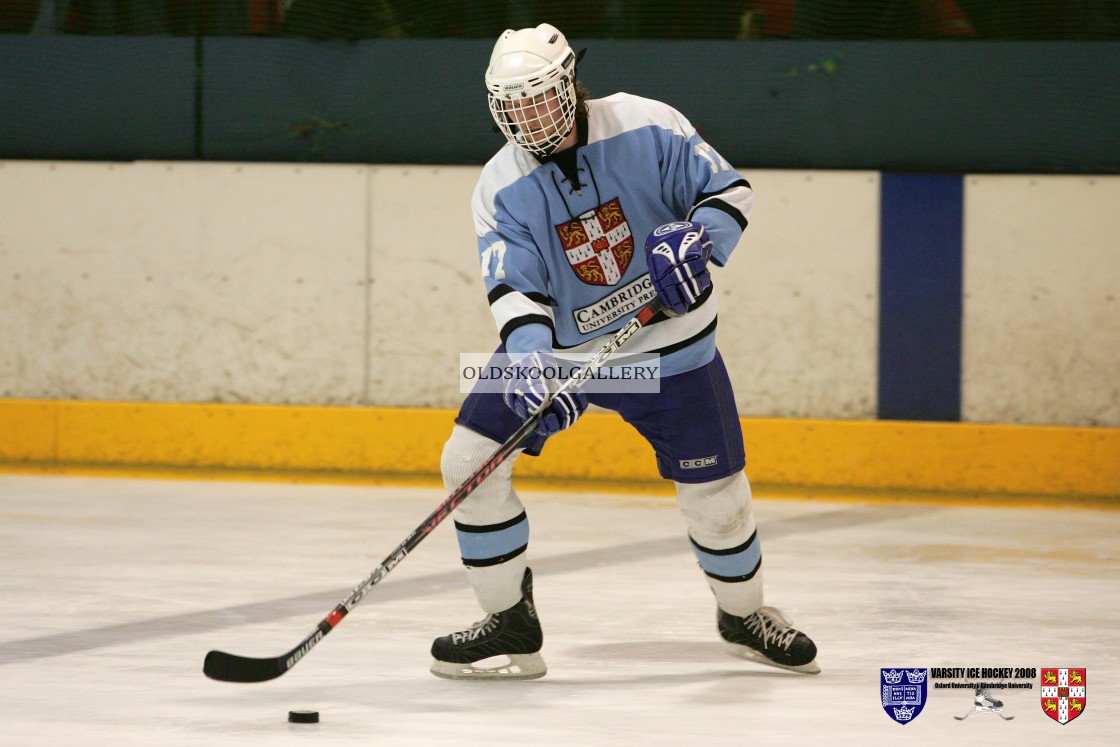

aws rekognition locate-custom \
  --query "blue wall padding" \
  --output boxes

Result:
[2,38,1117,172]
[0,37,196,160]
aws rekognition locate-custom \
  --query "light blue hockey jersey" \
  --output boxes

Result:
[472,92,753,377]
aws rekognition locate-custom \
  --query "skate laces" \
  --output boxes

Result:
[472,614,500,635]
[745,608,799,651]
[452,613,500,643]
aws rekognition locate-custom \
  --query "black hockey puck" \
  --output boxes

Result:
[288,710,319,724]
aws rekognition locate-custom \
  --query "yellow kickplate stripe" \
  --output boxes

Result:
[1,400,1117,498]
[39,401,451,475]
[735,418,1120,497]
[0,400,59,461]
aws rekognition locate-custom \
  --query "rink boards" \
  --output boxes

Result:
[1,400,1117,500]
[0,162,1117,497]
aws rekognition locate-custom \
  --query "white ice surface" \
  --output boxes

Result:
[0,474,1116,746]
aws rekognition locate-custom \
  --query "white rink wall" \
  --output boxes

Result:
[1,161,1117,426]
[962,176,1119,425]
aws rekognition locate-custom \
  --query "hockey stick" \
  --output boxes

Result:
[954,709,1014,721]
[203,297,666,682]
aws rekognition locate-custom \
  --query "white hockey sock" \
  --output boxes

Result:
[675,472,764,617]
[464,556,529,614]
[441,425,528,613]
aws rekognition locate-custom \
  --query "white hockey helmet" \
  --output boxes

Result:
[485,23,578,158]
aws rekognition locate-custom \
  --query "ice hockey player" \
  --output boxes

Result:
[430,22,819,680]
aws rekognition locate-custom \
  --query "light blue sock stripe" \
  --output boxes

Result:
[690,535,762,579]
[456,517,530,562]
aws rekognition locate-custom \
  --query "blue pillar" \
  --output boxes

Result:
[878,174,963,421]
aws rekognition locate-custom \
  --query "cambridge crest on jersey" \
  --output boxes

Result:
[554,197,634,286]
[881,668,928,725]
[1041,668,1086,724]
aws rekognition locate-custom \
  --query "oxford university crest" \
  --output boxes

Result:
[881,668,928,724]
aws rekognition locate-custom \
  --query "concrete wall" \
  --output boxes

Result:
[1,161,1117,426]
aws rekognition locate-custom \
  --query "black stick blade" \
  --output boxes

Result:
[204,650,288,683]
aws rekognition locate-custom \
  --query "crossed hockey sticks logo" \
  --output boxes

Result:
[954,687,1014,721]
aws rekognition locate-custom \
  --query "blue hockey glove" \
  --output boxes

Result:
[644,221,715,316]
[502,351,588,437]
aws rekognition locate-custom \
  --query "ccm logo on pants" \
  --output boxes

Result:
[680,456,719,469]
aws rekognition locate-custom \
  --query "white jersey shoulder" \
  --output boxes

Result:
[586,92,697,145]
[472,143,541,238]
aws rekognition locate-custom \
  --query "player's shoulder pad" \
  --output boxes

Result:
[472,145,542,236]
[587,92,696,144]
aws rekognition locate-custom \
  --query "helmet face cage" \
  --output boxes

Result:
[488,75,577,158]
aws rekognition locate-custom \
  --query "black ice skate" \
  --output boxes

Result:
[430,567,546,680]
[718,606,820,674]
[954,687,1014,720]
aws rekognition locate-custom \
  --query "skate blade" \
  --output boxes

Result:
[430,652,547,681]
[722,641,821,675]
